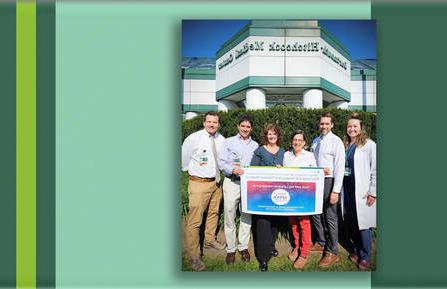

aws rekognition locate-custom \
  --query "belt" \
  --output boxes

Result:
[189,175,215,182]
[227,174,240,182]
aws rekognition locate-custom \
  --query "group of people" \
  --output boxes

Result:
[181,111,376,272]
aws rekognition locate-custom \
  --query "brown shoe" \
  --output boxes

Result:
[288,247,299,261]
[204,240,226,250]
[293,256,308,269]
[318,252,339,268]
[225,252,236,265]
[358,260,370,270]
[310,243,325,252]
[189,258,205,271]
[349,252,359,264]
[239,249,251,263]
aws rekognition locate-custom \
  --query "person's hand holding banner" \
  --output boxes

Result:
[329,192,339,204]
[233,167,244,175]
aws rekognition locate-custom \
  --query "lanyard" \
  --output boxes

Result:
[345,143,355,166]
[345,144,356,176]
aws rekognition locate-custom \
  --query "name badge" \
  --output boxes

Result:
[232,152,241,167]
[199,150,208,166]
[344,167,352,176]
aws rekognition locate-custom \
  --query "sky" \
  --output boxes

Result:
[182,20,376,60]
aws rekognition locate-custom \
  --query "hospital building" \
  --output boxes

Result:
[182,20,376,120]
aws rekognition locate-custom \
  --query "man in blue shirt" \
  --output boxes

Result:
[218,115,258,265]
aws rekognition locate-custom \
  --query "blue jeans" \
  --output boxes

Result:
[355,229,372,262]
[343,175,372,262]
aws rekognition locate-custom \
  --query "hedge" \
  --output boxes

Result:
[182,107,376,148]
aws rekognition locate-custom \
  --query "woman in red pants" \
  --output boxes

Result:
[283,130,317,269]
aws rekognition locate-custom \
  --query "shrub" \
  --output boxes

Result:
[182,107,376,147]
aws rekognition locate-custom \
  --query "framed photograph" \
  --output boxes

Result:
[181,19,376,272]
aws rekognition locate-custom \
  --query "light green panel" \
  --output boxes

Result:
[56,1,371,288]
[182,104,218,112]
[183,68,216,80]
[349,105,376,112]
[56,3,178,287]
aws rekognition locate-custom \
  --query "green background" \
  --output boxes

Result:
[372,3,447,287]
[55,1,370,288]
[2,0,447,288]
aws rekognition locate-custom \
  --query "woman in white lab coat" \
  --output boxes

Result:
[342,113,376,270]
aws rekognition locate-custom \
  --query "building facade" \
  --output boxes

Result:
[182,20,376,119]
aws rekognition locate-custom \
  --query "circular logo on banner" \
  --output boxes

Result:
[271,189,291,205]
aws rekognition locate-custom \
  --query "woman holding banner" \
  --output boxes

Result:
[283,130,317,269]
[250,123,285,271]
[342,113,376,270]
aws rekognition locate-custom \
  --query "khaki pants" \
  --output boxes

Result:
[185,179,222,259]
[223,177,251,253]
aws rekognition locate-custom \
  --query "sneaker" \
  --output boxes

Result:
[288,247,299,261]
[318,252,339,268]
[239,249,251,262]
[204,240,226,250]
[259,261,268,271]
[189,258,205,271]
[349,252,359,264]
[358,260,370,270]
[310,243,325,252]
[225,252,236,265]
[293,256,308,269]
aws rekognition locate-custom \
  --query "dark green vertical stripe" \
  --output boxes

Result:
[372,2,447,288]
[37,2,55,288]
[0,3,16,287]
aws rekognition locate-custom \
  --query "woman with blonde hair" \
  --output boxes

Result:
[250,122,285,271]
[342,113,376,270]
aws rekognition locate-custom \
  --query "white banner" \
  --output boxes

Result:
[241,167,325,216]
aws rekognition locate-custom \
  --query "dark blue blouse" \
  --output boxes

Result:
[250,146,285,167]
[346,143,356,178]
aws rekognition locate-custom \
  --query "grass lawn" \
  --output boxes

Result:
[181,221,376,272]
[182,252,363,272]
[181,173,376,272]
